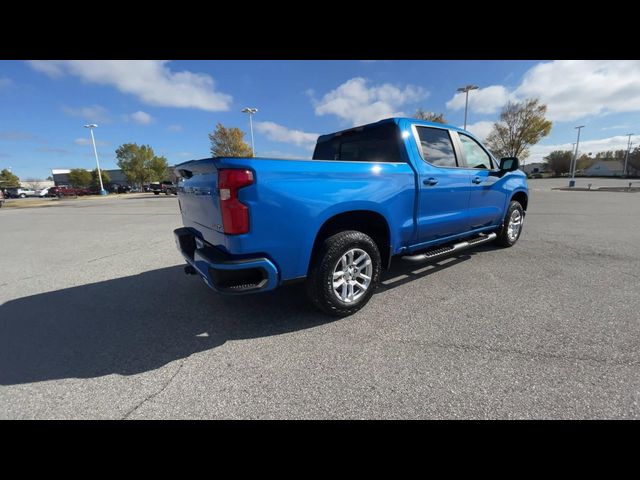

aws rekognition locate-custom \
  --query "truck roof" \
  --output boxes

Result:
[315,117,468,144]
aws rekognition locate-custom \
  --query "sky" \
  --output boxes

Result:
[2,60,640,179]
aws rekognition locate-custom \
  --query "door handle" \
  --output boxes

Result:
[472,176,482,184]
[423,177,438,186]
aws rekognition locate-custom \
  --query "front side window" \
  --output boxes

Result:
[415,127,458,167]
[459,133,493,169]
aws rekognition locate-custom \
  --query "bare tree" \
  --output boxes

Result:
[24,178,47,190]
[413,109,447,124]
[485,98,552,160]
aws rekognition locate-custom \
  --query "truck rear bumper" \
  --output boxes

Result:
[174,227,278,294]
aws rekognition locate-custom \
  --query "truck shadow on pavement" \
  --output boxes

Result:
[0,247,490,385]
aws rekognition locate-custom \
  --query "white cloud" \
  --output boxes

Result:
[74,138,109,147]
[126,111,153,125]
[444,61,640,123]
[254,121,319,149]
[446,85,510,114]
[463,120,495,141]
[0,130,38,141]
[514,60,640,121]
[313,77,428,126]
[259,150,310,160]
[28,60,232,112]
[528,134,640,163]
[28,61,65,77]
[62,105,111,124]
[167,124,183,132]
[601,124,631,131]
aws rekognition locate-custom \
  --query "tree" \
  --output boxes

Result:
[24,177,47,190]
[46,175,53,181]
[91,168,110,189]
[485,98,552,161]
[576,154,594,171]
[413,109,447,124]
[627,146,640,176]
[543,150,573,176]
[0,169,20,187]
[147,155,170,182]
[209,123,253,157]
[68,168,92,187]
[116,143,166,188]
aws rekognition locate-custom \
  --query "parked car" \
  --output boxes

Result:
[105,184,130,194]
[48,186,91,197]
[0,188,4,207]
[173,117,529,316]
[37,188,50,197]
[6,187,37,198]
[150,181,177,195]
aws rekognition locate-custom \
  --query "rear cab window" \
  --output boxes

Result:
[312,123,403,162]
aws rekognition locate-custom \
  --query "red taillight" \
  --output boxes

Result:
[218,169,254,234]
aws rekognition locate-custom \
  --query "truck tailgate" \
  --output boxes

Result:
[175,159,224,245]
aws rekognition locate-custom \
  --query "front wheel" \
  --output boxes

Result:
[19,193,26,198]
[306,230,381,317]
[496,200,524,247]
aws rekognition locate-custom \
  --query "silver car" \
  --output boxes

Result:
[6,187,36,198]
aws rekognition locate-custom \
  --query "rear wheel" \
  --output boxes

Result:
[496,200,524,247]
[154,191,160,195]
[19,193,26,198]
[306,230,381,317]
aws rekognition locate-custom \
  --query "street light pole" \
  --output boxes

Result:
[457,84,479,130]
[570,125,585,186]
[241,107,258,156]
[84,124,106,195]
[623,133,634,177]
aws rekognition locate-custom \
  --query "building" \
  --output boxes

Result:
[20,180,55,190]
[523,162,548,175]
[584,160,624,177]
[51,167,176,187]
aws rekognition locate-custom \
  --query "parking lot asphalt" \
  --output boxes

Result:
[1,182,639,419]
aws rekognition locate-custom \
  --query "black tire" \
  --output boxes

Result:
[19,193,26,198]
[306,230,381,317]
[496,200,524,247]
[154,191,160,195]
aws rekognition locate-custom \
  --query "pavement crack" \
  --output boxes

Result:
[394,338,639,368]
[122,360,186,420]
[87,240,165,263]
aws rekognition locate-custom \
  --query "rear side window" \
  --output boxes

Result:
[312,123,402,162]
[415,127,458,167]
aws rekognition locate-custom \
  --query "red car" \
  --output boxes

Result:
[49,186,91,197]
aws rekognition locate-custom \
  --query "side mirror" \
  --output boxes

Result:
[500,157,519,172]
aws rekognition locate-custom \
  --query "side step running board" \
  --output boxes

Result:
[401,232,497,263]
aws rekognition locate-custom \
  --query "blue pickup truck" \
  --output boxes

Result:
[174,117,528,316]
